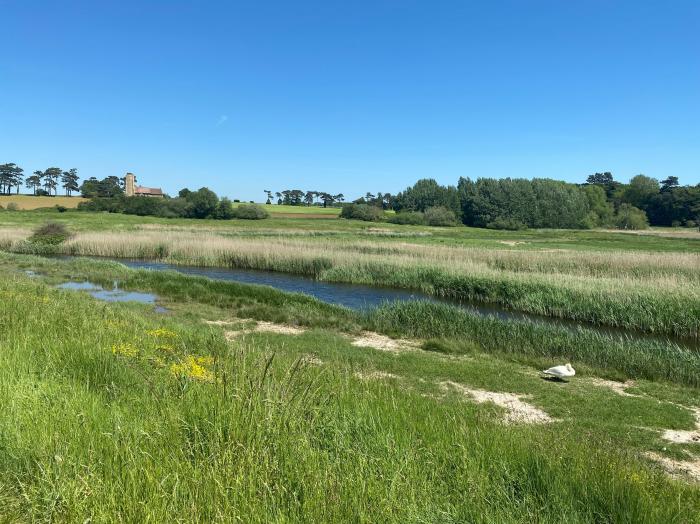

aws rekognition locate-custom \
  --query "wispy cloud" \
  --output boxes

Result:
[216,115,229,126]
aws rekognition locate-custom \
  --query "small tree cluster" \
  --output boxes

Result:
[267,189,345,208]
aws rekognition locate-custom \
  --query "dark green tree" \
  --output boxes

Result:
[61,168,80,196]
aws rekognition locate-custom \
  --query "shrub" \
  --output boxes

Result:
[614,204,649,230]
[6,202,19,211]
[340,203,384,222]
[388,211,424,225]
[29,222,73,245]
[212,198,236,219]
[424,206,458,226]
[55,205,68,213]
[233,203,269,220]
[486,217,528,231]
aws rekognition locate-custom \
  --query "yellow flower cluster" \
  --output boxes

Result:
[112,343,139,358]
[170,356,214,383]
[146,328,178,339]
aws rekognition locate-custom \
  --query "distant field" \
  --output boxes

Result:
[0,195,87,210]
[235,203,341,216]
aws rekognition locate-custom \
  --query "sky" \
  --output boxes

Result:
[1,0,698,200]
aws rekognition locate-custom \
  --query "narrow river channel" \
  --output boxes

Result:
[53,256,698,351]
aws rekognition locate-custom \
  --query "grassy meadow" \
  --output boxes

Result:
[0,209,699,521]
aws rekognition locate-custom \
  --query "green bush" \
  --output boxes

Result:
[233,203,269,220]
[388,211,424,225]
[29,222,73,245]
[614,204,649,230]
[340,203,384,222]
[424,206,458,226]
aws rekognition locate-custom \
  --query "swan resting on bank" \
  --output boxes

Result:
[542,363,576,381]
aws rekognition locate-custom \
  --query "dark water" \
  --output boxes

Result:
[53,256,697,350]
[56,280,168,313]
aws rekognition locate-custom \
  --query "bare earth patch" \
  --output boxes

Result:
[441,381,553,424]
[206,318,306,340]
[354,371,400,380]
[588,378,639,397]
[662,407,700,445]
[351,332,419,353]
[645,452,700,483]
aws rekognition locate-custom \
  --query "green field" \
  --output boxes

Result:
[0,210,699,521]
[242,203,341,216]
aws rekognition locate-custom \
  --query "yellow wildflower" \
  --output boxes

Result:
[146,328,178,339]
[112,343,139,358]
[170,356,214,383]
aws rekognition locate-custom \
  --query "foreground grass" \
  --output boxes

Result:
[1,261,699,521]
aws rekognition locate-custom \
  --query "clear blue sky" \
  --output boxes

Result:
[1,1,698,200]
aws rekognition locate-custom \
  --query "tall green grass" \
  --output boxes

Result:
[369,301,700,387]
[1,275,698,521]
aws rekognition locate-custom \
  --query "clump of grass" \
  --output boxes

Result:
[29,222,73,245]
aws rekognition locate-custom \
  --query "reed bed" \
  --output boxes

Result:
[6,230,700,338]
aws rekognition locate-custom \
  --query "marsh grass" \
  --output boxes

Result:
[1,273,699,521]
[7,229,699,338]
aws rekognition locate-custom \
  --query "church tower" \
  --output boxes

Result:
[125,173,136,197]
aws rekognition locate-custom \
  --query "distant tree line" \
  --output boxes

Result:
[355,174,699,230]
[78,181,268,220]
[0,163,80,196]
[264,189,346,208]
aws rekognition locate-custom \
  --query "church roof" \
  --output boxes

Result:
[135,186,163,196]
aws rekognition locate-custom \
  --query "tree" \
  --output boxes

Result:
[0,163,24,195]
[581,184,614,227]
[615,204,649,230]
[304,190,316,206]
[185,187,219,218]
[80,176,123,198]
[26,171,43,195]
[42,167,62,196]
[61,168,80,196]
[178,188,192,199]
[660,176,679,192]
[394,178,461,217]
[586,172,621,200]
[586,172,614,186]
[623,175,659,211]
[212,197,236,219]
[264,190,273,205]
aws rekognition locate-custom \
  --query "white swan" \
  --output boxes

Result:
[542,363,576,380]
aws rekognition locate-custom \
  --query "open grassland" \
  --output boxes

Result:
[0,253,699,522]
[4,220,699,339]
[240,203,341,217]
[2,209,700,250]
[0,195,86,210]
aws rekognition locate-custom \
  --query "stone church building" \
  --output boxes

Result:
[124,173,164,198]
